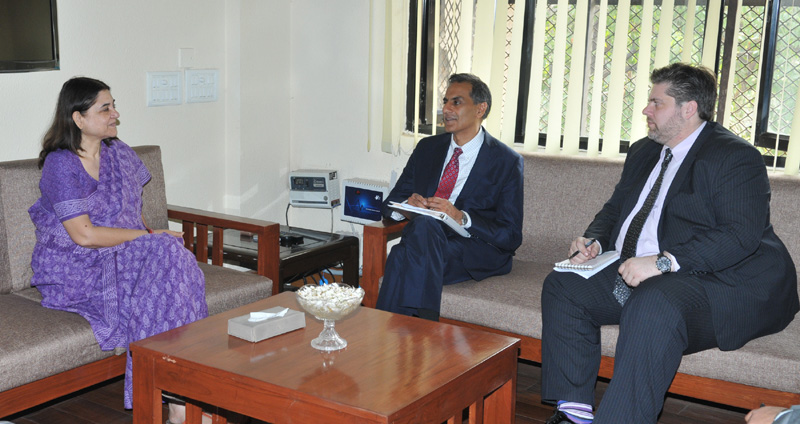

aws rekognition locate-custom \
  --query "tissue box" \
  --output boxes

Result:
[228,307,306,342]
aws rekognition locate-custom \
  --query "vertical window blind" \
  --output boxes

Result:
[368,0,800,175]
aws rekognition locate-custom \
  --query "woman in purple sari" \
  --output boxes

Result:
[29,77,208,424]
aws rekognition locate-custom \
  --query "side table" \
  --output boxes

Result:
[210,226,359,294]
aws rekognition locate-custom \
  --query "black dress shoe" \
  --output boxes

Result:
[545,410,578,424]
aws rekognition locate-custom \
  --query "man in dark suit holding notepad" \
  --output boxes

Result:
[375,73,524,320]
[541,63,798,424]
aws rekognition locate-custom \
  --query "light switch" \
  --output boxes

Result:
[186,69,219,103]
[146,72,182,107]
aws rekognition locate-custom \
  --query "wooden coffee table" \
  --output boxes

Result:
[131,292,520,423]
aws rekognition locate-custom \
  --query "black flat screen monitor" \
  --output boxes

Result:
[0,0,60,73]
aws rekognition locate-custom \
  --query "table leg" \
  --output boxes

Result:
[343,241,359,287]
[132,350,160,424]
[483,378,515,423]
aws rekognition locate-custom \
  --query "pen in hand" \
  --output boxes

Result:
[569,238,597,259]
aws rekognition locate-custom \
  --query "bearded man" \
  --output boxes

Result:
[540,63,798,423]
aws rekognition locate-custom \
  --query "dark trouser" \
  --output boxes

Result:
[375,217,473,315]
[541,263,718,423]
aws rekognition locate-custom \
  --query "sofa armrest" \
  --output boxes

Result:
[362,219,407,307]
[167,204,280,294]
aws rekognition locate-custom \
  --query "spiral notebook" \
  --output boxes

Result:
[553,251,620,279]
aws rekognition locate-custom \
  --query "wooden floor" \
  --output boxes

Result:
[4,359,748,424]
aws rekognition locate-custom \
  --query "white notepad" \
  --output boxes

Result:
[553,251,620,279]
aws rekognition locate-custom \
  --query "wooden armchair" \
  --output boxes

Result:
[168,205,280,295]
[361,219,407,307]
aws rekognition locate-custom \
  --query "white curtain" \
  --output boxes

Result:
[368,0,409,153]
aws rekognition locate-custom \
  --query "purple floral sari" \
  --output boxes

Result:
[29,140,208,409]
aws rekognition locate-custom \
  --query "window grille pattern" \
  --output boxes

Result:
[438,0,462,113]
[538,2,576,134]
[583,1,710,142]
[769,3,800,137]
[728,4,766,141]
[502,2,517,128]
[673,3,706,63]
[624,4,645,141]
[583,3,617,139]
[540,4,558,132]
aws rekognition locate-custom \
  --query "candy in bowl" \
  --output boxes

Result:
[295,283,365,351]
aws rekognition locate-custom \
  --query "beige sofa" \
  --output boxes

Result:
[0,145,280,418]
[362,151,800,410]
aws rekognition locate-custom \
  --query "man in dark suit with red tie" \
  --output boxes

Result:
[541,63,799,424]
[375,73,524,321]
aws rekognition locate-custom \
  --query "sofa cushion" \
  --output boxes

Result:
[679,321,800,393]
[0,158,41,295]
[199,262,272,315]
[0,293,116,392]
[440,259,800,394]
[2,262,271,392]
[441,260,550,339]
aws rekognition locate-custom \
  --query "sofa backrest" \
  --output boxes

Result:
[517,152,623,265]
[0,145,167,295]
[518,151,800,298]
[766,172,800,284]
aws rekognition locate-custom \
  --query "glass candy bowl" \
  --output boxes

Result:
[295,283,365,351]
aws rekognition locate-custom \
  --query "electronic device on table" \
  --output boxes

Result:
[341,178,389,225]
[289,169,341,209]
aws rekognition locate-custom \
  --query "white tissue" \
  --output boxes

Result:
[248,308,289,322]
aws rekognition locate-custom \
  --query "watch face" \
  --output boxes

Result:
[656,255,671,273]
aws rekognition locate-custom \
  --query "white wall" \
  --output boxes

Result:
[0,0,233,211]
[0,0,408,242]
[237,0,292,221]
[288,0,410,235]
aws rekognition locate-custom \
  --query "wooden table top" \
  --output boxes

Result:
[131,292,520,418]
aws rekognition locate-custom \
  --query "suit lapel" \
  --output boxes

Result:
[663,122,714,205]
[457,135,495,208]
[426,135,451,197]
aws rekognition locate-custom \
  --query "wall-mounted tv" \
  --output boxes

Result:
[0,0,60,73]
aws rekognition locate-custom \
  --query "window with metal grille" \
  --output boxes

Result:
[404,0,800,169]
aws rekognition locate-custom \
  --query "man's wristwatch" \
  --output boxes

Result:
[460,211,469,226]
[656,253,672,274]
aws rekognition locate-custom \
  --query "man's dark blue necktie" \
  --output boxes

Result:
[613,148,673,305]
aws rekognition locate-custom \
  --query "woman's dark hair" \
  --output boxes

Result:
[38,77,115,168]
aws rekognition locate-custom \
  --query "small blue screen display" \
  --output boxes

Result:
[343,186,384,222]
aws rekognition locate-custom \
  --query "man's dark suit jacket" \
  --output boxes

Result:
[381,130,524,281]
[585,122,799,350]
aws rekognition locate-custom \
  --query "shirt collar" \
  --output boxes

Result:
[666,121,706,161]
[450,127,485,156]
